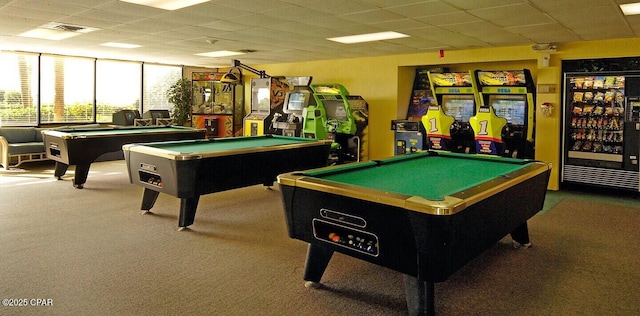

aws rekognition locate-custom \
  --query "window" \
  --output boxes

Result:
[143,63,182,112]
[96,60,142,123]
[40,55,95,123]
[0,52,39,126]
[0,52,183,126]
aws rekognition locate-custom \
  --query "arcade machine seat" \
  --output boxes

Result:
[469,106,508,156]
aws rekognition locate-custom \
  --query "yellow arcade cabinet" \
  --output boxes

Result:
[423,72,477,153]
[473,69,536,158]
[243,77,290,136]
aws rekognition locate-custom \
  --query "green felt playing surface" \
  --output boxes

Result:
[59,126,195,136]
[144,135,318,153]
[306,152,529,201]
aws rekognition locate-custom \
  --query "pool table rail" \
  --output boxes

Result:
[277,159,551,216]
[123,137,333,161]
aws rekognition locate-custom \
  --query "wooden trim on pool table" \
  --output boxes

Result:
[122,138,333,161]
[277,160,552,215]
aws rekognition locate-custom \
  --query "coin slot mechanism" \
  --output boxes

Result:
[312,218,379,257]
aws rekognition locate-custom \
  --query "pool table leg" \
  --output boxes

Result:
[178,196,200,230]
[140,188,160,214]
[303,243,334,288]
[510,222,530,245]
[403,275,435,316]
[54,162,68,180]
[72,163,91,189]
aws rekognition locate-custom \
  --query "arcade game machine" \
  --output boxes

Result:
[473,69,536,158]
[191,71,244,138]
[422,71,477,153]
[272,76,314,137]
[243,77,290,136]
[391,68,432,155]
[390,120,424,155]
[305,83,360,164]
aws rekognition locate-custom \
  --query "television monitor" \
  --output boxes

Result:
[323,100,348,121]
[143,110,170,124]
[283,91,310,115]
[441,95,475,122]
[490,95,527,125]
[112,110,141,126]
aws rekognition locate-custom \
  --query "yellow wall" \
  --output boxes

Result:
[221,38,640,190]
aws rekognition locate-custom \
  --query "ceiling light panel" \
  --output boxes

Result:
[18,28,79,40]
[620,3,640,15]
[101,42,142,48]
[327,31,409,44]
[119,0,210,11]
[195,50,244,57]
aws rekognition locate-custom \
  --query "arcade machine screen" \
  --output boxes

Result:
[324,100,348,121]
[490,95,526,125]
[283,91,310,115]
[442,95,475,122]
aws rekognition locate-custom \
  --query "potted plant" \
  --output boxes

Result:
[167,77,192,126]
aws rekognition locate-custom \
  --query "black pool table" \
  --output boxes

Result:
[277,151,552,315]
[42,125,205,188]
[122,135,332,229]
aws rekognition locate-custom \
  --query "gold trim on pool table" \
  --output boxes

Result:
[122,139,333,161]
[42,128,205,140]
[277,161,551,216]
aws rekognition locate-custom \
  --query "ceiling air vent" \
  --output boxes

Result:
[53,24,85,32]
[41,22,99,33]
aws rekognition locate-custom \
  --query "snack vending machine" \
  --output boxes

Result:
[562,72,640,191]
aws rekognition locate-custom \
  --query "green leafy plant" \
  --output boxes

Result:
[167,78,192,125]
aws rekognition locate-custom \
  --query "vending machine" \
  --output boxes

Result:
[422,71,477,153]
[473,69,536,158]
[562,72,640,191]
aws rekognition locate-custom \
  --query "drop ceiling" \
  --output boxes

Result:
[0,0,638,67]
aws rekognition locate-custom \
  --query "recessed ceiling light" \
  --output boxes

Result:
[195,50,245,58]
[18,28,79,40]
[620,3,640,15]
[101,42,142,49]
[119,0,210,10]
[327,31,409,44]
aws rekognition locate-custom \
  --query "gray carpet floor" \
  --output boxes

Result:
[1,160,639,315]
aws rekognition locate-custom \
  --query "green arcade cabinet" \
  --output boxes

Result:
[473,69,536,158]
[423,71,478,154]
[303,83,363,164]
